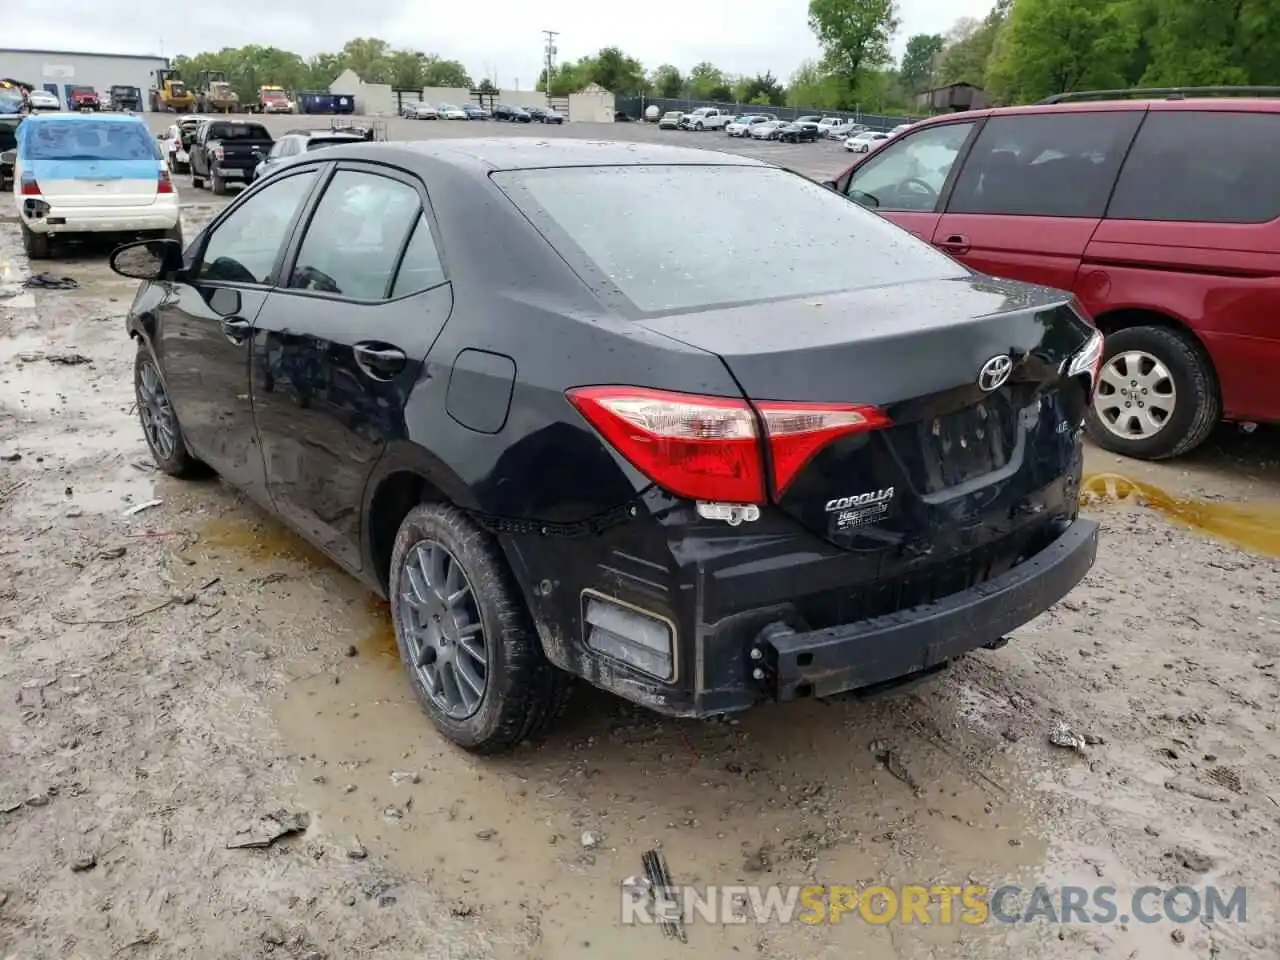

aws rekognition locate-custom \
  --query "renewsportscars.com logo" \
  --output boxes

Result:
[621,883,1249,926]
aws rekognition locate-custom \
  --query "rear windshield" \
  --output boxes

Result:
[208,123,270,141]
[493,164,966,315]
[21,120,159,161]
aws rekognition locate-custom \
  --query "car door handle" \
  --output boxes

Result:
[938,234,970,255]
[220,316,251,344]
[353,342,406,381]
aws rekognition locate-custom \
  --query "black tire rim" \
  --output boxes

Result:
[398,539,489,719]
[137,358,177,461]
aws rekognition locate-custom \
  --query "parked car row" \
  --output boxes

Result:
[661,110,914,147]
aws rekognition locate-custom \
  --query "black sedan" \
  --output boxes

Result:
[111,138,1100,752]
[778,121,821,143]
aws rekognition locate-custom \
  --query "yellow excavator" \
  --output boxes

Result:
[195,71,240,113]
[150,69,194,113]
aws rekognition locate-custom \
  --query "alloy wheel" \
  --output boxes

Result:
[136,358,177,460]
[1093,349,1177,440]
[398,539,489,719]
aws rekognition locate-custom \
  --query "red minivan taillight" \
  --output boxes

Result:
[566,386,890,504]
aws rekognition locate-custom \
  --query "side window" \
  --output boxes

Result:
[287,170,421,300]
[947,112,1141,218]
[1108,111,1280,224]
[847,122,975,213]
[390,214,447,298]
[197,170,317,285]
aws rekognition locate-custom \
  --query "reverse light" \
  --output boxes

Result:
[1066,329,1105,392]
[566,386,891,505]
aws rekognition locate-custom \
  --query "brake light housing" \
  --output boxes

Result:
[20,172,39,196]
[566,386,890,505]
[156,169,174,194]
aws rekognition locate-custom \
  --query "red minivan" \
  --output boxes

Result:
[827,89,1280,460]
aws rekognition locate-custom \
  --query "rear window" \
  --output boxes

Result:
[20,120,159,161]
[1107,111,1280,224]
[493,164,966,315]
[208,123,270,141]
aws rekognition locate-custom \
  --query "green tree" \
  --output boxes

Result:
[985,0,1138,102]
[386,50,424,90]
[686,61,728,98]
[740,71,786,105]
[306,53,345,88]
[807,0,900,88]
[935,0,1011,88]
[1138,0,1280,86]
[650,64,684,97]
[420,55,472,88]
[786,61,842,108]
[900,33,944,92]
[591,47,648,94]
[340,37,391,84]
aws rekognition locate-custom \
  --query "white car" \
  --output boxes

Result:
[402,101,439,119]
[820,118,867,139]
[749,120,786,140]
[725,115,771,137]
[845,131,890,153]
[438,103,469,120]
[160,124,189,172]
[12,114,180,259]
[27,89,61,111]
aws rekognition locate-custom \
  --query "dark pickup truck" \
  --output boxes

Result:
[109,85,142,111]
[189,120,274,194]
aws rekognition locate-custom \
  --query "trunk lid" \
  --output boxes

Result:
[639,276,1094,562]
[30,158,159,207]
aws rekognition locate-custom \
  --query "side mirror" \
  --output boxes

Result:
[110,238,183,282]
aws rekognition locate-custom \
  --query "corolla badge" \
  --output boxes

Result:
[977,355,1013,392]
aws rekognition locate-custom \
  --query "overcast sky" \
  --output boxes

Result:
[8,0,993,89]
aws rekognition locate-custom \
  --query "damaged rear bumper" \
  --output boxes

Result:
[750,518,1099,702]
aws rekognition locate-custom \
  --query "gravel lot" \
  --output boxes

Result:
[1,116,1279,960]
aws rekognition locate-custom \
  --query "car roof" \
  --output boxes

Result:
[307,137,769,173]
[906,95,1280,133]
[22,111,142,125]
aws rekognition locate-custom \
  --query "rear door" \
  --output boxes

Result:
[25,118,164,207]
[934,110,1142,289]
[838,120,979,244]
[250,163,453,569]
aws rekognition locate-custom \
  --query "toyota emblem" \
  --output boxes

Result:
[977,355,1012,392]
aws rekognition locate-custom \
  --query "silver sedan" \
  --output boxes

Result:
[402,102,439,120]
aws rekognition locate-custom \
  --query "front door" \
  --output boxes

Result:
[154,167,319,500]
[251,164,453,569]
[839,119,978,243]
[932,110,1142,290]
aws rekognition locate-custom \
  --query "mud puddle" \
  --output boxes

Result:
[1082,472,1280,558]
[164,512,1042,957]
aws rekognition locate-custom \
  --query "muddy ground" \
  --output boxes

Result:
[2,179,1279,960]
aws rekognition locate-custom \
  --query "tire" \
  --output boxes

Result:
[389,503,572,753]
[1084,325,1220,460]
[695,121,703,131]
[134,345,204,478]
[20,223,52,259]
[210,172,226,195]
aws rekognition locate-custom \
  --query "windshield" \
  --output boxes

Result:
[21,119,160,161]
[262,89,285,99]
[439,104,458,111]
[493,164,965,315]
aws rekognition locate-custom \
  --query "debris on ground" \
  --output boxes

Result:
[1165,845,1215,874]
[346,838,367,860]
[69,852,97,872]
[874,746,922,794]
[390,770,420,785]
[22,273,78,290]
[1048,722,1088,752]
[123,499,163,517]
[580,830,602,850]
[641,849,686,943]
[15,350,91,365]
[226,809,311,850]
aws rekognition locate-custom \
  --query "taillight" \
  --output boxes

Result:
[156,169,174,194]
[1066,329,1105,395]
[20,173,39,196]
[756,400,891,494]
[566,386,890,504]
[211,146,224,161]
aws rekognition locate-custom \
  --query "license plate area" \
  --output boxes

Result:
[922,395,1017,490]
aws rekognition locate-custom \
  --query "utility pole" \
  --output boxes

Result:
[542,30,558,101]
